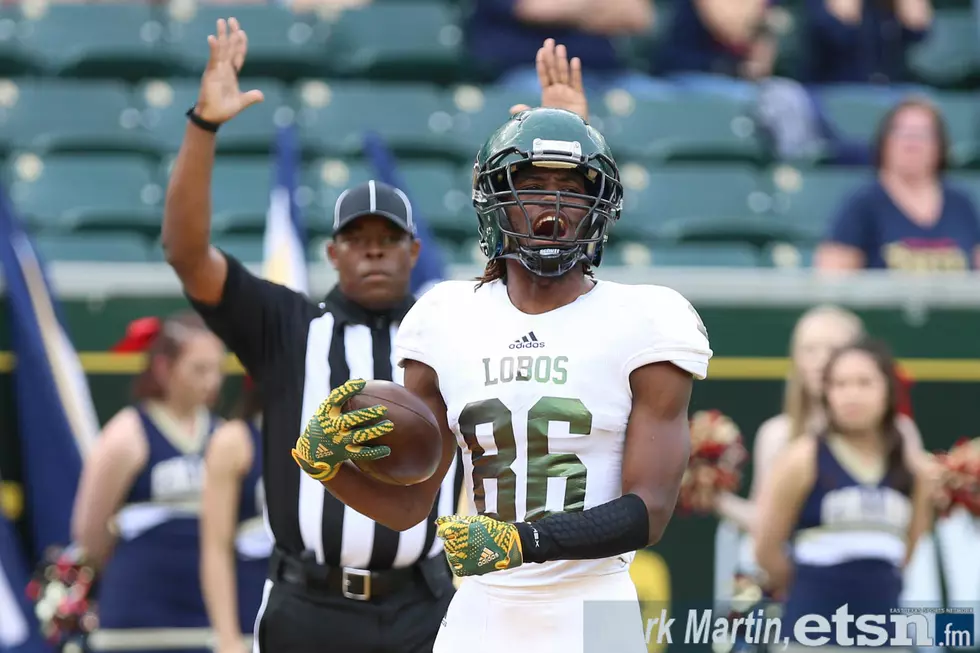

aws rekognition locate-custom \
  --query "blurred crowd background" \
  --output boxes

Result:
[0,0,974,267]
[0,0,979,651]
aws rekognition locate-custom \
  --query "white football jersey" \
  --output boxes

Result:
[394,278,712,587]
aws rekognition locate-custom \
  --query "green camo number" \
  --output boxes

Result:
[458,396,591,522]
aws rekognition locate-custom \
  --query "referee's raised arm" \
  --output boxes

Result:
[162,17,305,380]
[162,17,263,303]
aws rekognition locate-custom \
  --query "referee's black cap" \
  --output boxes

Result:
[332,180,416,237]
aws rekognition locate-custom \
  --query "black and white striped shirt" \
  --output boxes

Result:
[191,255,462,570]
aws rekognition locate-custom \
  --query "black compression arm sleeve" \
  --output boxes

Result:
[513,493,650,564]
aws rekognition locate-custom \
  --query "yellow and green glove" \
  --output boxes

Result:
[291,379,393,483]
[435,515,524,577]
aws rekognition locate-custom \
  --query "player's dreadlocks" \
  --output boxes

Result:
[474,258,594,288]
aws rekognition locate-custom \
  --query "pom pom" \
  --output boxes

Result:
[678,411,748,516]
[933,437,980,517]
[27,544,98,646]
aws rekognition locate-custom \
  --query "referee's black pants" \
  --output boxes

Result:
[255,549,454,653]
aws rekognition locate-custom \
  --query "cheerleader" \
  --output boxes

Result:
[71,313,225,653]
[200,378,271,653]
[754,339,933,642]
[714,305,925,533]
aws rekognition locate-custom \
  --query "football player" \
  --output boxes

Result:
[293,44,713,653]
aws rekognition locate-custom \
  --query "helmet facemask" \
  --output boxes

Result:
[474,138,623,277]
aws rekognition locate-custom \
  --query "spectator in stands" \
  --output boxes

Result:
[802,0,933,86]
[656,0,777,99]
[816,97,980,272]
[712,305,924,535]
[72,314,226,653]
[201,379,270,653]
[467,0,667,96]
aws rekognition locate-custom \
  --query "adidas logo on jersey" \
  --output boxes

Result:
[478,547,499,567]
[509,331,545,349]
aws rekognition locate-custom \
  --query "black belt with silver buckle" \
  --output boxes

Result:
[269,549,450,602]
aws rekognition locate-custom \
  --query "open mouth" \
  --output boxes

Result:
[531,213,569,240]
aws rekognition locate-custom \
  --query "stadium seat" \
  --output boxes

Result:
[16,4,180,80]
[446,85,542,160]
[400,161,469,235]
[601,94,767,164]
[208,158,274,234]
[762,241,815,269]
[0,9,38,76]
[213,235,265,263]
[908,9,980,88]
[0,79,151,156]
[138,78,292,155]
[616,163,771,240]
[322,2,462,83]
[166,4,325,79]
[934,93,980,167]
[34,232,152,263]
[294,82,454,158]
[816,85,895,141]
[307,236,329,264]
[300,158,374,234]
[766,165,870,240]
[428,237,469,264]
[7,154,162,233]
[649,243,760,267]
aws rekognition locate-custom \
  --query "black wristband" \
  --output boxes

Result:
[186,106,221,133]
[514,493,650,564]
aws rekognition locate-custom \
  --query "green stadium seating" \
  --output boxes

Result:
[7,154,162,233]
[446,85,541,160]
[429,237,469,264]
[762,241,815,269]
[0,9,39,76]
[765,165,869,240]
[615,163,768,240]
[16,4,180,80]
[293,82,453,157]
[816,85,895,141]
[300,158,373,234]
[0,79,151,156]
[602,241,761,267]
[601,94,767,164]
[213,234,265,263]
[934,92,980,167]
[649,243,760,267]
[322,2,462,83]
[307,236,329,264]
[167,4,325,79]
[908,9,980,88]
[137,78,292,155]
[34,232,152,263]
[207,157,274,234]
[400,161,469,235]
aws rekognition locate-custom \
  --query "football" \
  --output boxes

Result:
[343,380,443,486]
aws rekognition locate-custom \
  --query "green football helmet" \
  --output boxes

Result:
[472,107,623,277]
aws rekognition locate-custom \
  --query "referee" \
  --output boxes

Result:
[162,18,460,653]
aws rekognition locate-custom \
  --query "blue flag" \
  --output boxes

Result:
[0,500,51,653]
[0,186,99,562]
[263,124,309,294]
[362,131,447,297]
